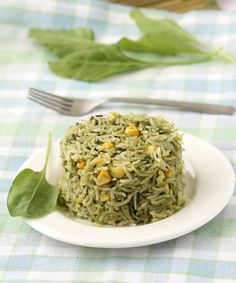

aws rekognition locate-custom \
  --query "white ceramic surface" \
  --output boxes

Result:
[20,134,235,248]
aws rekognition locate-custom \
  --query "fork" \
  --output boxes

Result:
[27,88,235,116]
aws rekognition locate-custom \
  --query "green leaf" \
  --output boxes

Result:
[49,47,213,82]
[49,45,154,82]
[129,9,236,64]
[29,28,95,56]
[28,11,236,82]
[7,133,59,218]
[130,9,201,45]
[118,33,209,55]
[128,10,236,64]
[118,34,211,55]
[120,10,211,55]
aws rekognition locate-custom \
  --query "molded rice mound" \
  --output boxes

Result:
[58,113,185,226]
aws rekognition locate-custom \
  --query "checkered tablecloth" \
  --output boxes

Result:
[0,0,236,282]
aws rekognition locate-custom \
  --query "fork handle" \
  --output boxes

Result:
[107,97,235,115]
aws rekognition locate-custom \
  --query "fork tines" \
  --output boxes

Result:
[28,88,73,114]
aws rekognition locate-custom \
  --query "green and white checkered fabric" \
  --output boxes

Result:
[0,0,236,282]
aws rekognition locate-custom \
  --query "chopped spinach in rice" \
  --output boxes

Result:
[58,113,185,226]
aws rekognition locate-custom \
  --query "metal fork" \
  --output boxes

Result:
[28,88,235,116]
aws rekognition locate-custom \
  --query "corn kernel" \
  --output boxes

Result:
[76,196,83,204]
[108,113,116,122]
[97,170,111,185]
[100,192,111,202]
[101,141,114,149]
[76,161,86,169]
[147,145,156,153]
[165,170,173,177]
[110,166,125,178]
[124,125,139,137]
[95,158,106,166]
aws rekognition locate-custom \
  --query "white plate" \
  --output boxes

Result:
[21,134,235,248]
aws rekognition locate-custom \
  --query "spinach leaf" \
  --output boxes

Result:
[29,28,151,82]
[28,10,236,82]
[7,133,59,218]
[29,28,95,56]
[49,45,154,82]
[130,9,204,46]
[120,10,211,55]
[128,10,236,63]
[118,34,211,55]
[49,46,213,82]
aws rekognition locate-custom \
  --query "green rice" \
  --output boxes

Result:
[58,113,185,226]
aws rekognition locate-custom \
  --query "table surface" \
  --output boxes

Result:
[0,0,236,282]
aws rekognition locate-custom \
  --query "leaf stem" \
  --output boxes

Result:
[199,41,236,64]
[216,49,236,64]
[43,132,52,173]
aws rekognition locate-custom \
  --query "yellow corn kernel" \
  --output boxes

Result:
[165,170,173,177]
[95,158,106,166]
[147,145,156,153]
[75,196,83,204]
[76,161,86,169]
[108,113,116,121]
[101,141,114,149]
[110,166,125,179]
[100,192,111,202]
[125,125,139,137]
[97,170,111,185]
